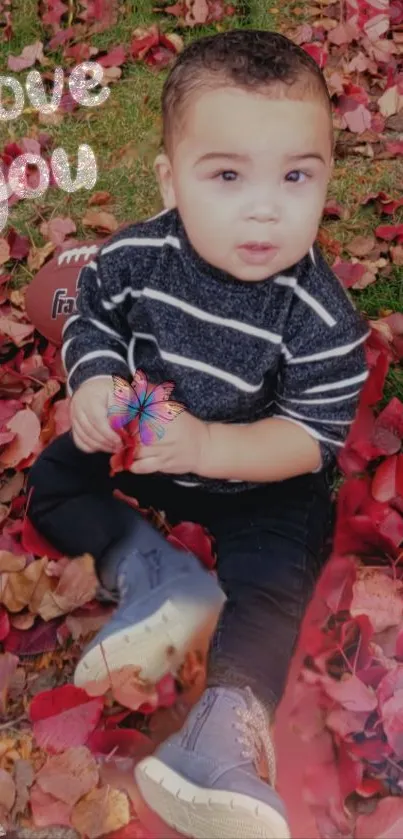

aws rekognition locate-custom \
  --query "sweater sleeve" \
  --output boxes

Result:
[62,247,133,395]
[272,249,370,469]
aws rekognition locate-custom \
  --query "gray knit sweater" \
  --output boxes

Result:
[62,206,370,492]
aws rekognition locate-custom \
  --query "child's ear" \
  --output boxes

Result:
[153,153,176,209]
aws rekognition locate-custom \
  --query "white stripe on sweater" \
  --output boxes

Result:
[304,370,368,394]
[102,234,181,257]
[102,288,141,309]
[102,285,282,344]
[286,331,369,364]
[67,350,129,389]
[130,332,263,393]
[276,403,353,425]
[62,314,80,337]
[274,275,336,326]
[61,337,73,371]
[143,288,282,343]
[276,389,361,406]
[63,315,127,347]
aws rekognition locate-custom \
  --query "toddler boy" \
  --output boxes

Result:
[27,28,369,839]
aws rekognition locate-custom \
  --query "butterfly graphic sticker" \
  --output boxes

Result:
[107,369,185,445]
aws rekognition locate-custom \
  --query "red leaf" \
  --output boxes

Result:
[381,693,403,756]
[338,99,372,133]
[374,397,403,442]
[105,822,154,839]
[362,191,403,214]
[338,740,363,799]
[378,507,403,548]
[350,735,392,762]
[322,200,346,219]
[39,216,77,247]
[7,41,44,71]
[355,777,386,798]
[397,454,403,496]
[378,664,403,699]
[167,521,216,569]
[86,728,153,761]
[29,685,104,753]
[0,606,10,641]
[109,426,139,476]
[0,399,22,424]
[131,29,159,59]
[332,260,367,288]
[7,229,30,260]
[322,673,377,712]
[302,42,328,67]
[385,141,403,156]
[372,455,398,502]
[3,618,60,656]
[97,45,127,67]
[138,672,177,714]
[375,223,403,241]
[315,555,357,613]
[21,516,64,560]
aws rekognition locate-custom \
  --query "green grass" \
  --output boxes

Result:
[1,0,402,400]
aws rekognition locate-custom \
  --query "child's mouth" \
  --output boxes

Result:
[238,243,277,264]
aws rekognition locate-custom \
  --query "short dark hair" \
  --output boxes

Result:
[161,29,332,156]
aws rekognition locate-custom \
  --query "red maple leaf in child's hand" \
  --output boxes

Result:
[109,420,139,476]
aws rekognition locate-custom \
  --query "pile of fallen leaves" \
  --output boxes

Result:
[0,0,403,835]
[289,327,403,837]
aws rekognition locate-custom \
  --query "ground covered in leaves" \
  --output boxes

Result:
[0,0,403,836]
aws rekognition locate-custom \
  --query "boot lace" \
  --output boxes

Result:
[234,686,277,787]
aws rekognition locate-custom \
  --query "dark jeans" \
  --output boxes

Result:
[26,431,334,713]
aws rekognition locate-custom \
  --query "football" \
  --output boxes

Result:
[25,238,106,345]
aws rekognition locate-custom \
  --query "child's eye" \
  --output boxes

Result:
[213,170,238,182]
[285,170,310,184]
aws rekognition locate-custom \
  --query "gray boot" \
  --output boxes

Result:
[135,686,290,839]
[74,518,226,694]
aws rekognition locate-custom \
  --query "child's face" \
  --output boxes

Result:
[155,86,333,281]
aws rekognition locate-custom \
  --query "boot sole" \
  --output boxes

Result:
[135,756,291,839]
[74,583,225,695]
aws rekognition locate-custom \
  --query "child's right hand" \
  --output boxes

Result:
[70,375,122,453]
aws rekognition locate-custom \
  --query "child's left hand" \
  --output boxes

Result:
[129,411,211,476]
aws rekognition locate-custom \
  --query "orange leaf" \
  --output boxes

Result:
[350,568,403,633]
[82,209,119,233]
[0,652,19,714]
[36,746,99,807]
[0,317,34,347]
[0,557,54,614]
[0,408,41,468]
[71,785,131,838]
[0,766,16,812]
[0,551,27,573]
[37,553,98,620]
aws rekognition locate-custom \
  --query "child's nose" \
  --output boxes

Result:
[246,190,281,223]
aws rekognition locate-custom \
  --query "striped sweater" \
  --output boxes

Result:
[62,206,370,492]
